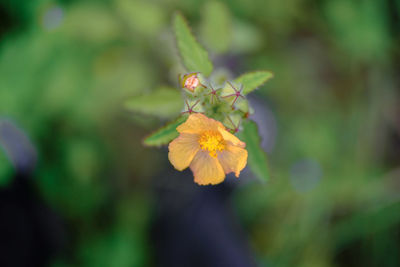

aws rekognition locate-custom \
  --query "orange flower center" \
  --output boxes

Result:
[199,130,225,158]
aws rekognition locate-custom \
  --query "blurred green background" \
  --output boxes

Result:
[0,0,400,266]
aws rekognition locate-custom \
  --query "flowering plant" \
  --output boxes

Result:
[126,12,273,185]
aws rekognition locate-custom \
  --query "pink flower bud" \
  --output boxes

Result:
[185,75,199,90]
[180,73,200,92]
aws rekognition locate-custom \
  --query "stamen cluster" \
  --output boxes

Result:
[198,130,225,158]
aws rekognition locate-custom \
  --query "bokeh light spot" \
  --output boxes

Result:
[42,6,64,30]
[290,158,323,193]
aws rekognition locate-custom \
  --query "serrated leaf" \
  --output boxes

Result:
[238,120,269,182]
[234,71,273,95]
[143,115,188,146]
[124,87,183,119]
[200,1,231,53]
[173,13,213,76]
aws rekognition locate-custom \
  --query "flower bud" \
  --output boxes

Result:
[180,73,200,92]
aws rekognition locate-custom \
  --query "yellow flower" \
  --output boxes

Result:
[168,113,248,185]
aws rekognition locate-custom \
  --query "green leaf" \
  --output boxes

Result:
[238,120,269,182]
[143,115,188,146]
[124,87,183,119]
[234,71,273,95]
[173,13,213,76]
[200,1,232,53]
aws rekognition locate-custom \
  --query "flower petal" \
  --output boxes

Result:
[168,133,200,171]
[218,127,245,148]
[217,143,248,177]
[190,151,225,185]
[177,113,224,134]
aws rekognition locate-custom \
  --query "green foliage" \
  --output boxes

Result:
[234,71,273,95]
[324,0,389,62]
[0,149,13,187]
[333,200,400,248]
[238,120,269,182]
[124,87,183,119]
[173,13,213,76]
[115,0,166,36]
[230,20,264,53]
[200,1,232,53]
[143,115,188,147]
[79,230,146,267]
[64,5,121,44]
